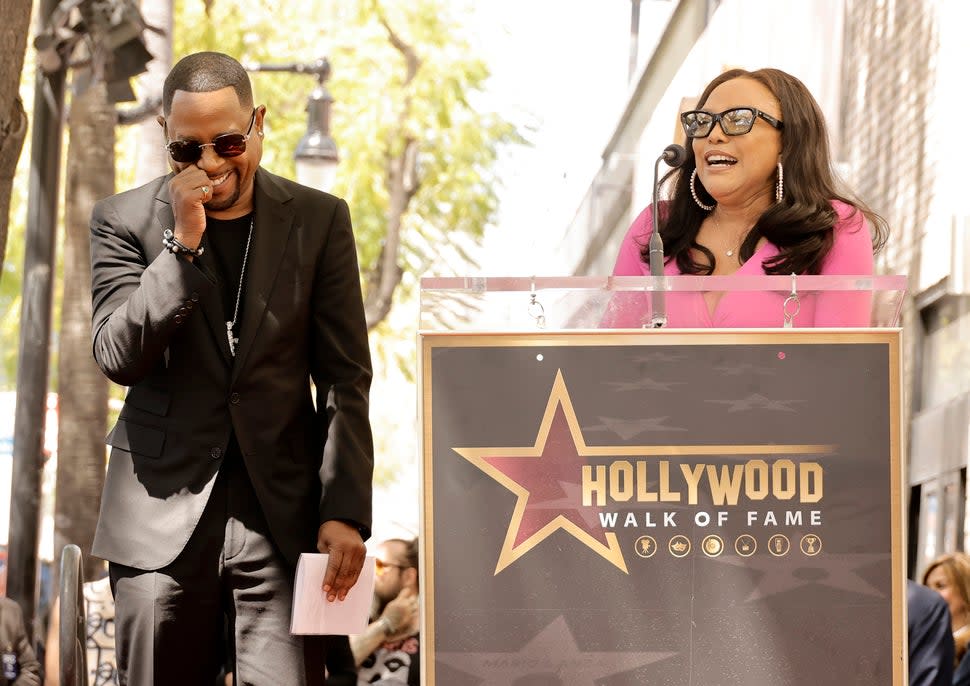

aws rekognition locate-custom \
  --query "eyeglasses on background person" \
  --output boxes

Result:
[165,108,257,163]
[375,558,408,575]
[680,106,784,139]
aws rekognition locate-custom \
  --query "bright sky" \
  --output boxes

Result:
[469,1,674,274]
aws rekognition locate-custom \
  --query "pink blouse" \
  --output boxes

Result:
[605,200,875,328]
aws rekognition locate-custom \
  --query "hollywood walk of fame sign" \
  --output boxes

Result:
[420,329,903,685]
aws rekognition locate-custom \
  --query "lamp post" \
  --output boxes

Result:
[245,58,339,192]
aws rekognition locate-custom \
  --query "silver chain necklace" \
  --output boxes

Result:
[226,216,254,357]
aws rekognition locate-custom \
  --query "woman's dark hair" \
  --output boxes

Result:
[162,52,254,115]
[653,68,888,275]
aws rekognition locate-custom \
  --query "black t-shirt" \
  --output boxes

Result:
[202,213,254,335]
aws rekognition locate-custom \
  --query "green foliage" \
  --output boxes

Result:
[174,0,525,494]
[168,0,527,491]
[331,1,524,295]
[173,0,524,306]
[3,0,526,502]
[3,0,524,388]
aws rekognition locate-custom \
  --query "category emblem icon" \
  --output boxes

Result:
[635,535,657,559]
[668,535,691,558]
[734,534,757,557]
[701,535,724,558]
[768,534,791,557]
[800,534,822,556]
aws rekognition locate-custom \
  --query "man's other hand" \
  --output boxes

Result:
[318,520,366,601]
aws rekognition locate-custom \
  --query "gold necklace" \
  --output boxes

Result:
[712,212,742,258]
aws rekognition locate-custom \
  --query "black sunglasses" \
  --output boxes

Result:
[165,109,257,164]
[680,107,783,139]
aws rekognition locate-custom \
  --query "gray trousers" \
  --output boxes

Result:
[109,453,326,686]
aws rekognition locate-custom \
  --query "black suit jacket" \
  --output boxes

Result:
[89,168,373,570]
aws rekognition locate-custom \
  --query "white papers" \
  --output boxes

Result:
[290,553,375,635]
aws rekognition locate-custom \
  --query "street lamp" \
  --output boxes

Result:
[295,84,339,192]
[245,58,339,193]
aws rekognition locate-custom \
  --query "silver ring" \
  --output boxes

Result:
[200,185,210,196]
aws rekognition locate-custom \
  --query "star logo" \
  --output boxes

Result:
[705,393,804,413]
[606,377,685,392]
[454,370,835,575]
[583,416,687,440]
[454,370,627,574]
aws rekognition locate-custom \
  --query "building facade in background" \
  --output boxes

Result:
[560,0,961,578]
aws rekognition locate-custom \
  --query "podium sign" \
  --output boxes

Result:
[421,329,902,685]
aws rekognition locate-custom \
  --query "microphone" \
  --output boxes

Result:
[660,143,687,167]
[648,144,687,328]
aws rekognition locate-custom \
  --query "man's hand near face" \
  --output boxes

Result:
[168,165,213,252]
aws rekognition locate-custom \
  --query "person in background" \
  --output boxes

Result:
[923,552,970,684]
[0,597,41,686]
[351,538,420,685]
[88,51,374,685]
[908,579,954,686]
[606,67,888,328]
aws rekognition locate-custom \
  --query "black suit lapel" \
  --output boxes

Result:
[231,170,294,379]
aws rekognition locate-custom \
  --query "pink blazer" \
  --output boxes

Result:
[605,200,875,328]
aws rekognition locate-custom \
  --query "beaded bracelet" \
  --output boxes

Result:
[162,229,204,257]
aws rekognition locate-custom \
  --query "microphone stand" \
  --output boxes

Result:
[646,144,687,328]
[648,154,668,328]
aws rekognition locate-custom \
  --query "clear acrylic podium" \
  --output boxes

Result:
[419,274,906,330]
[419,275,906,685]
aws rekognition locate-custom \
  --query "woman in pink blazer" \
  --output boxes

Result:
[607,68,889,328]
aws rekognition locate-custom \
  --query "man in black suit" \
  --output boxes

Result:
[89,51,374,685]
[908,580,954,686]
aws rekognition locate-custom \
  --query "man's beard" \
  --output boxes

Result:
[203,171,241,211]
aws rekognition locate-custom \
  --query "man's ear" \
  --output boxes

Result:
[255,105,267,136]
[403,567,418,591]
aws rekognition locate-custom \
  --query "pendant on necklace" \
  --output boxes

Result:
[226,321,238,357]
[726,249,735,257]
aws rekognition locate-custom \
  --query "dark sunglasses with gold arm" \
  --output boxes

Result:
[165,109,257,164]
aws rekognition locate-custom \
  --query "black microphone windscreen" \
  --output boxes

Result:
[662,144,688,168]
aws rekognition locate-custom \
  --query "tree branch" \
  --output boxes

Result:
[363,0,424,329]
[371,0,420,82]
